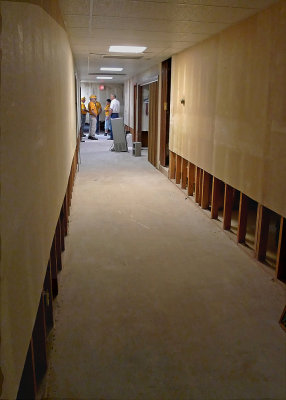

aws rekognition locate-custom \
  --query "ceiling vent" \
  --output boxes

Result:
[102,55,143,60]
[88,73,126,76]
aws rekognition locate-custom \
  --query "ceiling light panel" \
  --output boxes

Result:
[96,76,113,79]
[109,46,147,53]
[100,67,123,71]
[103,55,143,60]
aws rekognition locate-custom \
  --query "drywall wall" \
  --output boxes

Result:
[0,1,76,398]
[80,83,124,123]
[170,0,286,218]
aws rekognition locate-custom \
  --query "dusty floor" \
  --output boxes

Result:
[45,136,286,400]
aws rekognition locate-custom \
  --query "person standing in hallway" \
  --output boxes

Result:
[80,97,88,141]
[88,95,98,140]
[104,99,111,136]
[108,93,120,140]
[95,98,102,134]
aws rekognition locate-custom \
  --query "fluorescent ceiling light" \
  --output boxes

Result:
[100,67,123,72]
[96,76,113,80]
[109,46,146,53]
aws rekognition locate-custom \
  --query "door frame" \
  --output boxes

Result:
[160,58,172,166]
[148,81,159,167]
[133,84,137,141]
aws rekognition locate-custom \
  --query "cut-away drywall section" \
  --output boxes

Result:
[0,2,76,398]
[169,0,286,218]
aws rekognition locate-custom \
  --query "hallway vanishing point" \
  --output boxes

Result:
[45,137,286,400]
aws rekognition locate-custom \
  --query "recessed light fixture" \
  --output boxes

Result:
[96,76,113,80]
[109,46,146,53]
[100,67,123,72]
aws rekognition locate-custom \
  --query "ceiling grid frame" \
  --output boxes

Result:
[59,0,280,82]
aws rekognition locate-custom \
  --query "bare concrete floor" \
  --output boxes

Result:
[46,136,286,400]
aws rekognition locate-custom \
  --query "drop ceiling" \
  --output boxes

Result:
[59,0,279,83]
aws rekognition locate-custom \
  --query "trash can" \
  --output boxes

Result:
[126,133,133,149]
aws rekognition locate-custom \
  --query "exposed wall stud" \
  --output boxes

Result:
[276,217,286,281]
[195,167,201,203]
[43,261,54,330]
[169,151,176,179]
[211,177,219,219]
[55,220,62,271]
[175,154,182,184]
[255,204,270,261]
[187,162,195,196]
[181,158,188,189]
[32,294,48,383]
[62,198,68,240]
[237,193,248,243]
[17,142,79,399]
[65,194,69,229]
[198,168,203,206]
[223,184,233,230]
[50,237,58,298]
[60,205,65,251]
[201,171,211,209]
[17,340,37,400]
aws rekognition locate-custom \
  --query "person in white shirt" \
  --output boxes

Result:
[108,94,120,140]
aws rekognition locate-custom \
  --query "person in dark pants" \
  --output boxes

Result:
[108,93,120,140]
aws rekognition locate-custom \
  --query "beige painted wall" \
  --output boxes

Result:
[170,0,286,218]
[0,2,76,398]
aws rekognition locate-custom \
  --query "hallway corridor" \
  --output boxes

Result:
[45,138,286,400]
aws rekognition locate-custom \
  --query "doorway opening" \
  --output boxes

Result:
[135,79,159,167]
[160,58,172,167]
